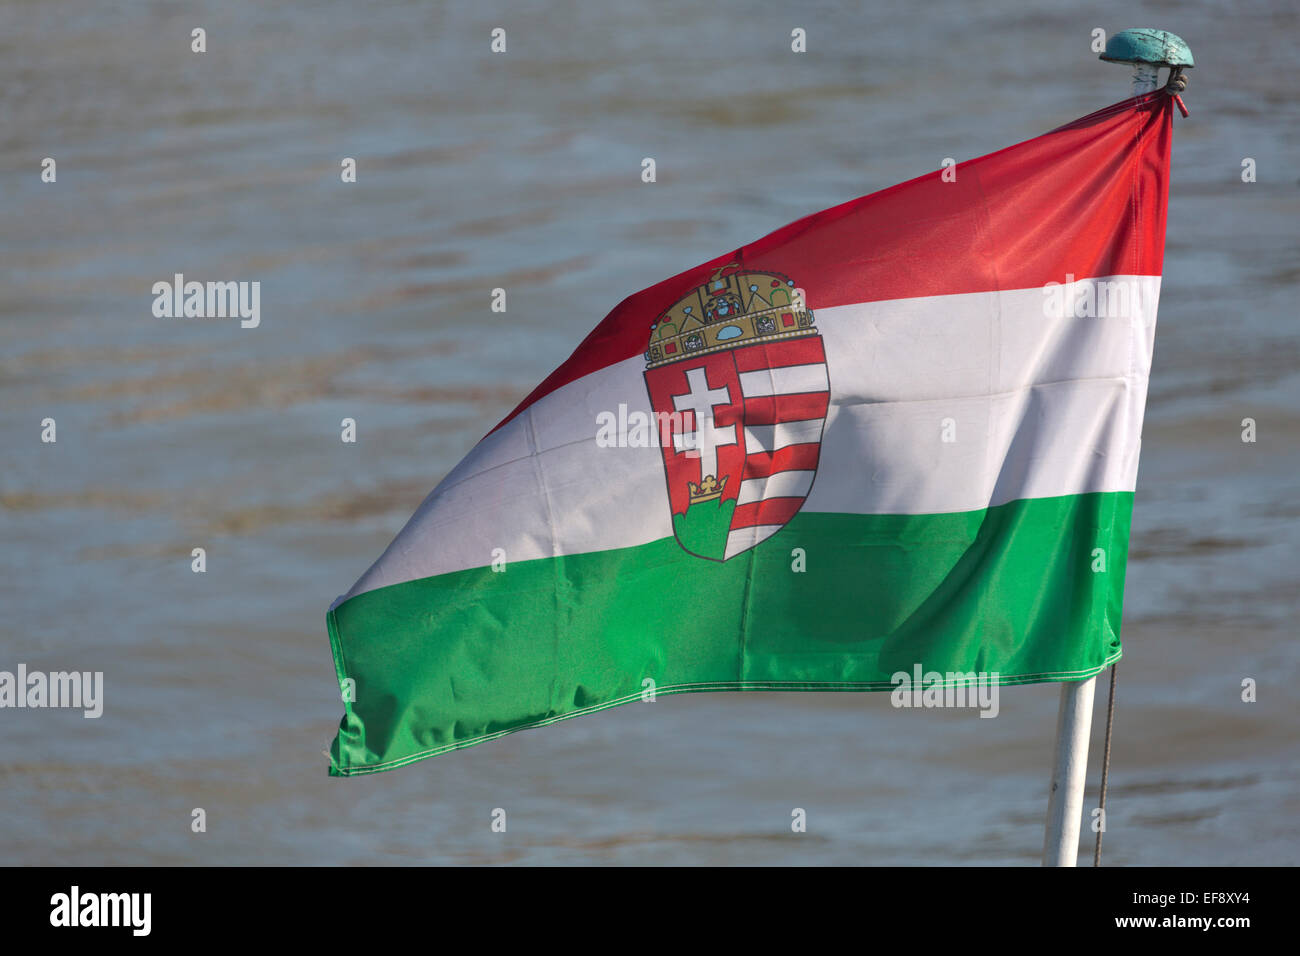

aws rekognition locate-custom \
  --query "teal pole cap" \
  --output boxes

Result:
[1100,28,1194,68]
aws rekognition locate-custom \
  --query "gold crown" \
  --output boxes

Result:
[687,474,727,505]
[644,264,816,368]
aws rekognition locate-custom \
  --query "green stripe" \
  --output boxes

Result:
[327,491,1131,776]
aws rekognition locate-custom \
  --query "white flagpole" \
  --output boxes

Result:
[1041,676,1096,866]
[1040,27,1192,867]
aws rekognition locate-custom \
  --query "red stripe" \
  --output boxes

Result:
[733,337,826,372]
[731,497,805,530]
[742,392,829,425]
[743,443,821,478]
[493,93,1172,433]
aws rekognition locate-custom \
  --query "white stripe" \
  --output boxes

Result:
[736,470,816,505]
[724,525,784,560]
[743,419,825,453]
[738,363,828,397]
[342,275,1160,599]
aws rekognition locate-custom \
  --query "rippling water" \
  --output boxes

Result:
[2,0,1298,864]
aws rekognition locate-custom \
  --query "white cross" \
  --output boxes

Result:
[672,366,736,480]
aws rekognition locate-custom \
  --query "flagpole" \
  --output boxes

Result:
[1040,27,1192,868]
[1042,675,1096,866]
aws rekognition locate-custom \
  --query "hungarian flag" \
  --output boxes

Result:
[326,92,1172,775]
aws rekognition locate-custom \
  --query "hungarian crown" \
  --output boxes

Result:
[644,263,816,368]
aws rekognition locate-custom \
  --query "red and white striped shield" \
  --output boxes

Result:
[644,334,830,561]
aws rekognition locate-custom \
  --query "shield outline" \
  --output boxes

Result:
[643,335,829,562]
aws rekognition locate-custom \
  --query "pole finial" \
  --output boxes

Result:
[1100,28,1193,115]
[1099,28,1194,69]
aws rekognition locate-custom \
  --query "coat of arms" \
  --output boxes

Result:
[643,263,830,561]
